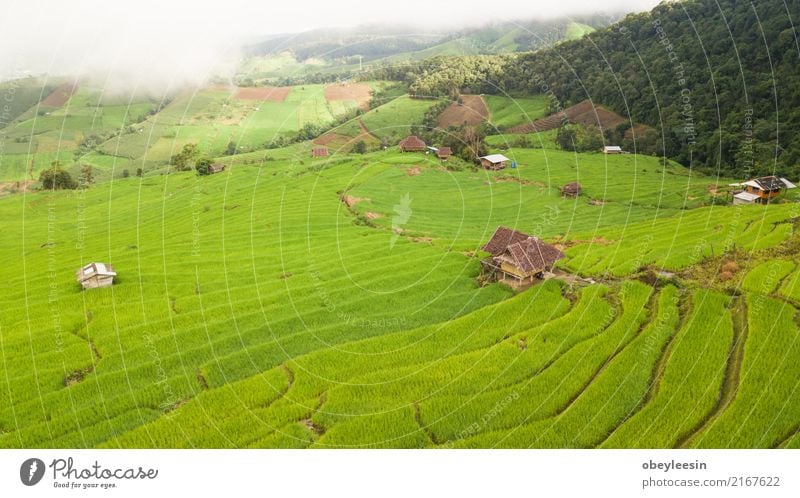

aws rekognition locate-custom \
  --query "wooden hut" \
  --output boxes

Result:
[561,182,582,197]
[312,147,329,158]
[76,262,116,290]
[437,146,453,160]
[479,154,510,170]
[480,227,564,287]
[208,163,226,174]
[730,176,796,204]
[399,135,426,152]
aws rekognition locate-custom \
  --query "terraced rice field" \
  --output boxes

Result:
[2,79,800,448]
[1,139,799,448]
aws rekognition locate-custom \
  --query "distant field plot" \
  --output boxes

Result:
[154,88,234,126]
[484,94,549,129]
[233,86,292,102]
[437,95,489,127]
[324,82,372,111]
[98,122,173,159]
[0,150,74,182]
[0,79,58,127]
[40,82,77,107]
[78,151,132,173]
[335,95,437,141]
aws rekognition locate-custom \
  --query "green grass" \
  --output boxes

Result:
[602,290,734,448]
[484,95,549,129]
[2,81,800,449]
[565,22,595,40]
[335,95,437,141]
[451,285,681,448]
[692,293,800,448]
[741,260,796,294]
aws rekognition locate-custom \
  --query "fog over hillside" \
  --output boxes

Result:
[0,0,659,91]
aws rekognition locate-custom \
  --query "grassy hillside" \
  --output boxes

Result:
[2,134,799,448]
[484,95,549,129]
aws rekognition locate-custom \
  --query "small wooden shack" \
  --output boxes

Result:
[76,262,116,290]
[730,176,796,204]
[312,147,329,158]
[480,154,510,170]
[603,145,623,154]
[208,163,226,174]
[399,135,426,152]
[480,227,564,287]
[561,182,582,197]
[437,146,453,160]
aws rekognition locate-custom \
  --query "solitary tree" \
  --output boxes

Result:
[170,143,200,171]
[39,161,77,190]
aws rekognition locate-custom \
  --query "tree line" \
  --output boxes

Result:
[365,0,800,177]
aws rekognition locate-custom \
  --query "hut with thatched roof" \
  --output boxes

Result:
[480,227,564,287]
[561,182,581,198]
[399,135,426,152]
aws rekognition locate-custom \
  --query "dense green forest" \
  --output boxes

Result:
[368,0,800,177]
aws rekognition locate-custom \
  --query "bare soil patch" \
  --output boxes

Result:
[406,166,421,176]
[437,95,490,128]
[0,180,33,195]
[324,83,372,110]
[510,99,653,137]
[341,195,364,208]
[233,86,292,102]
[365,212,382,220]
[41,83,78,107]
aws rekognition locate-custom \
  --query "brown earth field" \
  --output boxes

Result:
[323,83,372,110]
[510,99,651,139]
[233,86,292,102]
[41,83,78,107]
[437,94,490,128]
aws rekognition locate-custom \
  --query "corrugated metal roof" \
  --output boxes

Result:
[733,191,760,202]
[480,154,510,163]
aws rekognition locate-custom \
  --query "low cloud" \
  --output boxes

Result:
[0,0,661,91]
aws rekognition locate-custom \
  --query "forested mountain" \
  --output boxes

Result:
[373,0,800,176]
[243,14,616,63]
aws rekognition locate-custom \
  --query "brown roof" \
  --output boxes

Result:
[209,163,225,173]
[501,238,564,273]
[482,226,532,256]
[561,182,581,194]
[399,135,426,150]
[312,147,329,157]
[437,146,453,157]
[482,226,564,273]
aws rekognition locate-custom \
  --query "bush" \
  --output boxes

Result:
[39,166,77,190]
[195,157,213,176]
